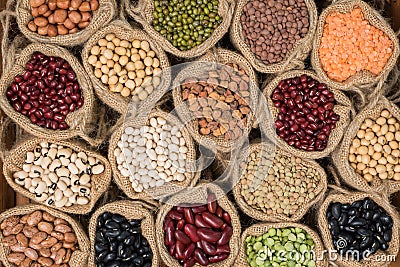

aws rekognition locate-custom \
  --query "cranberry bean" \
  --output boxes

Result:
[202,211,224,229]
[197,228,222,243]
[184,224,200,242]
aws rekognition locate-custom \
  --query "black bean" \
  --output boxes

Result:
[350,218,367,227]
[380,242,389,251]
[351,200,363,209]
[383,230,392,242]
[357,228,372,237]
[331,203,341,219]
[106,260,121,267]
[338,213,348,226]
[380,214,393,225]
[360,236,373,249]
[105,220,120,229]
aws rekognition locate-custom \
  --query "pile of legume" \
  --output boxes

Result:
[152,0,222,51]
[240,150,320,216]
[349,109,400,182]
[319,8,393,82]
[245,227,316,267]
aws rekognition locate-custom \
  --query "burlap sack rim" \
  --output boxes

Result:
[236,222,327,267]
[81,19,171,115]
[318,191,400,267]
[87,200,160,267]
[172,48,259,153]
[311,0,400,91]
[233,142,328,222]
[230,0,318,74]
[16,0,117,47]
[155,182,241,267]
[333,98,400,195]
[0,43,95,141]
[261,69,352,159]
[2,137,112,215]
[0,204,90,267]
[108,109,200,206]
[124,0,236,58]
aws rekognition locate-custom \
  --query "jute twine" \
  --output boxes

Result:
[108,108,200,207]
[172,48,259,153]
[88,200,160,267]
[0,204,90,267]
[311,0,400,92]
[318,188,400,267]
[233,142,328,222]
[237,222,327,267]
[156,183,241,267]
[332,97,400,196]
[2,137,112,214]
[261,70,352,159]
[15,0,116,46]
[229,0,318,74]
[82,19,171,115]
[123,0,235,58]
[0,43,106,146]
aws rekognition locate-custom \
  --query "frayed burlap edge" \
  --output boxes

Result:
[332,97,400,196]
[124,0,235,58]
[311,0,400,91]
[16,0,116,47]
[88,200,160,267]
[233,141,327,222]
[2,137,112,214]
[172,48,259,153]
[236,222,327,267]
[108,108,200,207]
[318,190,400,267]
[156,182,241,267]
[261,69,352,159]
[0,204,90,267]
[230,0,318,74]
[82,19,171,115]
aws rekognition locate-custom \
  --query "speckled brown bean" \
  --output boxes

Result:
[51,231,65,241]
[38,256,54,266]
[38,25,49,35]
[57,25,69,35]
[33,16,48,27]
[31,231,48,244]
[24,248,39,261]
[1,216,19,229]
[51,242,63,252]
[21,257,32,267]
[64,232,76,243]
[42,212,55,222]
[11,223,24,235]
[54,224,72,233]
[54,248,67,264]
[41,236,58,248]
[16,233,29,247]
[7,252,25,265]
[27,211,43,226]
[23,225,39,238]
[38,221,54,234]
[39,248,52,257]
[3,235,17,246]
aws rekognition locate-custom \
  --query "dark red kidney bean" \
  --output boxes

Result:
[217,226,233,246]
[183,242,196,261]
[191,205,207,214]
[209,253,229,263]
[184,224,200,242]
[165,221,175,246]
[216,244,230,254]
[223,212,231,225]
[202,212,224,229]
[169,243,176,256]
[168,210,183,220]
[184,257,196,267]
[215,207,223,218]
[177,219,186,230]
[197,228,222,243]
[176,240,185,260]
[194,249,209,266]
[195,215,211,228]
[175,230,191,245]
[207,193,217,213]
[184,208,195,225]
[201,240,217,256]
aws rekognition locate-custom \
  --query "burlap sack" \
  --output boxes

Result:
[311,0,400,91]
[15,0,116,46]
[88,200,160,267]
[2,137,112,214]
[0,43,105,146]
[155,183,241,267]
[233,142,327,222]
[237,222,327,267]
[108,108,200,207]
[333,97,400,196]
[261,70,352,159]
[0,204,90,267]
[318,189,400,267]
[124,0,235,58]
[230,0,317,74]
[172,48,259,153]
[82,19,171,115]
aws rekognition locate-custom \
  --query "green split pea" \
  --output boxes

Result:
[245,227,316,267]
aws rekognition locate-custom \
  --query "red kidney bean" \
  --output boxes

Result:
[191,205,207,214]
[165,221,175,246]
[184,257,196,267]
[175,230,191,245]
[176,240,185,260]
[168,210,183,220]
[271,74,339,151]
[194,249,209,266]
[200,240,216,256]
[169,243,176,256]
[197,228,221,243]
[6,52,84,130]
[183,243,196,261]
[202,212,224,229]
[216,207,223,218]
[216,244,230,254]
[177,219,186,230]
[222,212,231,224]
[207,193,217,213]
[209,253,229,263]
[194,215,211,228]
[184,208,195,225]
[217,226,233,246]
[184,224,200,242]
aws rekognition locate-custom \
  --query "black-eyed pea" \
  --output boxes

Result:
[145,66,154,76]
[368,145,374,156]
[394,173,400,180]
[152,58,160,68]
[117,69,127,77]
[103,49,113,60]
[119,75,128,84]
[379,172,388,179]
[381,109,390,118]
[98,38,107,47]
[135,60,145,71]
[99,55,107,65]
[112,53,120,62]
[115,47,126,56]
[369,167,377,176]
[376,117,386,125]
[91,46,101,56]
[100,74,109,84]
[143,56,153,67]
[147,50,155,58]
[153,76,161,87]
[360,138,369,146]
[364,173,373,182]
